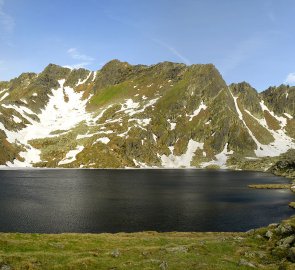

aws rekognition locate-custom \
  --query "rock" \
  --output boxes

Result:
[287,247,295,262]
[238,259,256,268]
[271,245,289,258]
[277,235,295,247]
[255,234,263,239]
[275,224,294,236]
[111,249,120,258]
[289,202,295,209]
[278,264,287,270]
[166,246,188,253]
[268,223,279,228]
[245,229,255,235]
[159,261,168,270]
[255,251,266,259]
[265,230,273,239]
[244,251,255,258]
[48,242,64,249]
[0,265,11,270]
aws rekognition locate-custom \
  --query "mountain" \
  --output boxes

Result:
[0,60,294,169]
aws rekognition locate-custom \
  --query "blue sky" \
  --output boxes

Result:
[0,0,295,91]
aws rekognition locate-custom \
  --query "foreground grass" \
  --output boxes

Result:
[0,227,293,270]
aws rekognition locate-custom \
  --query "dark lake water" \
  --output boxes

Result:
[0,169,294,233]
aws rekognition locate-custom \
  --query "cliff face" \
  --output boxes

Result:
[0,60,294,169]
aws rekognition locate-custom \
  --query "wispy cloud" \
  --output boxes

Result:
[65,48,95,69]
[285,72,295,85]
[67,48,94,62]
[0,0,15,34]
[151,38,191,65]
[267,11,276,22]
[263,1,276,23]
[219,37,263,75]
[104,10,191,65]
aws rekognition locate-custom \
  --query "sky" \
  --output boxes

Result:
[0,0,295,91]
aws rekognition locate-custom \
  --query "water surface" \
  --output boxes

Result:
[0,169,293,233]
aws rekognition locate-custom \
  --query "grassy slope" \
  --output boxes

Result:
[0,230,283,270]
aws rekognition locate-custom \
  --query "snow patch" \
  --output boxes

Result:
[118,98,159,116]
[77,130,113,140]
[0,92,9,101]
[92,71,97,81]
[58,145,84,165]
[96,137,110,144]
[159,139,203,168]
[244,109,295,157]
[12,115,22,123]
[167,119,176,130]
[260,101,287,128]
[133,159,149,167]
[187,101,207,121]
[229,90,283,157]
[76,72,92,86]
[284,113,293,119]
[201,143,233,169]
[2,79,92,167]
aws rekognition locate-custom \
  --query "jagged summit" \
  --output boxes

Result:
[0,61,294,168]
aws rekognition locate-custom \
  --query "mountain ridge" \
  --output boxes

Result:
[0,60,294,169]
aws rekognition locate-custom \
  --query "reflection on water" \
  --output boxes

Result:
[0,169,293,233]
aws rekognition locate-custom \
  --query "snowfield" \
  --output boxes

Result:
[0,79,92,167]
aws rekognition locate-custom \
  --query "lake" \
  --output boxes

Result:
[0,169,293,233]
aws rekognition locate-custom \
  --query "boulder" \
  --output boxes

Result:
[111,249,120,258]
[277,235,295,247]
[166,246,188,253]
[159,261,168,270]
[238,259,256,268]
[287,247,295,262]
[0,265,11,270]
[268,223,279,228]
[275,224,294,236]
[265,230,273,239]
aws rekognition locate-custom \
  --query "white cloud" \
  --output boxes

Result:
[67,48,94,62]
[152,38,191,65]
[63,62,91,70]
[65,48,95,69]
[285,72,295,85]
[0,0,15,33]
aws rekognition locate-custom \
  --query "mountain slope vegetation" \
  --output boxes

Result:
[0,60,294,169]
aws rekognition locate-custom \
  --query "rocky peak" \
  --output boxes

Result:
[229,82,262,116]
